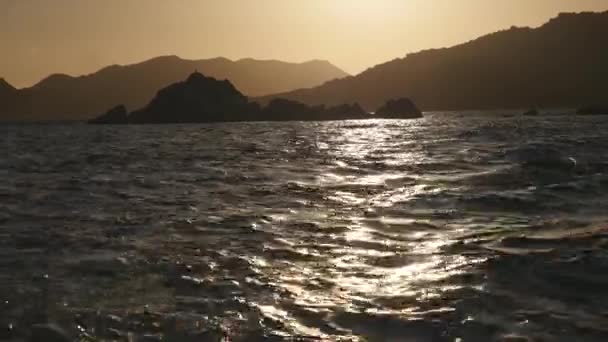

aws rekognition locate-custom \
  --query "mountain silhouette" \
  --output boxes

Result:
[0,79,17,114]
[0,56,348,122]
[0,78,16,93]
[89,72,422,124]
[128,72,260,124]
[259,11,608,111]
[375,99,422,119]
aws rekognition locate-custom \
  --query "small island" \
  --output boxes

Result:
[89,72,422,124]
[375,98,423,119]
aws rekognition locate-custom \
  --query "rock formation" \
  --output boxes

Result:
[375,98,422,119]
[0,56,348,122]
[260,99,368,121]
[89,72,423,124]
[128,72,260,124]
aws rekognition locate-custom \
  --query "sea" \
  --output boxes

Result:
[1,112,608,341]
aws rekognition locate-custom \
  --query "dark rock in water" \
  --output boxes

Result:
[29,324,71,342]
[88,105,128,124]
[260,98,368,121]
[262,98,318,121]
[522,109,539,116]
[577,106,608,115]
[88,72,419,123]
[324,103,369,120]
[128,72,260,124]
[375,98,422,119]
[0,56,348,122]
[260,99,371,121]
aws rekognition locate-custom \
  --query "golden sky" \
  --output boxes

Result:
[1,0,607,88]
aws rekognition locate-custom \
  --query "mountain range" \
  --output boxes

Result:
[3,11,608,122]
[89,72,421,124]
[259,11,608,111]
[0,57,348,121]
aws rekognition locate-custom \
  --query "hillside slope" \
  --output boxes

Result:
[260,11,608,111]
[0,56,348,121]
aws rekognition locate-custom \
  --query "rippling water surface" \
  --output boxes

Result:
[2,114,608,341]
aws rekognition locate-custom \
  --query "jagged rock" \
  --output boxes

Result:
[128,72,260,123]
[523,109,539,116]
[0,57,348,122]
[88,105,128,124]
[261,99,370,121]
[89,72,382,123]
[324,103,369,120]
[261,98,317,121]
[375,98,422,119]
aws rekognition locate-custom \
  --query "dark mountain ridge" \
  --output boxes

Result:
[0,78,17,93]
[0,79,17,111]
[0,56,348,122]
[90,72,421,124]
[259,11,608,111]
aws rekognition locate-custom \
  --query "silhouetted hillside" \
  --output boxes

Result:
[90,72,421,124]
[0,79,17,112]
[376,98,422,119]
[128,72,259,124]
[0,56,348,122]
[0,78,16,93]
[260,11,608,111]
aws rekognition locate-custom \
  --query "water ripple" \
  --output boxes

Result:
[1,115,608,341]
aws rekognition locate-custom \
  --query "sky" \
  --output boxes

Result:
[1,0,608,88]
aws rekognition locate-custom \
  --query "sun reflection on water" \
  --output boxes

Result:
[241,121,501,337]
[5,116,608,340]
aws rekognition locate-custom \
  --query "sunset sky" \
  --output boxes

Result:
[1,0,607,88]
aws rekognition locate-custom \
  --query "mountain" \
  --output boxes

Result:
[128,72,259,124]
[0,78,16,99]
[259,11,608,111]
[376,99,421,119]
[0,78,16,94]
[0,56,348,122]
[0,79,17,114]
[89,72,421,124]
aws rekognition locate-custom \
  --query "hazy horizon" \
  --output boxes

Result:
[2,0,608,88]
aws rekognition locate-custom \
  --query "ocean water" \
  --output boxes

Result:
[1,114,608,341]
